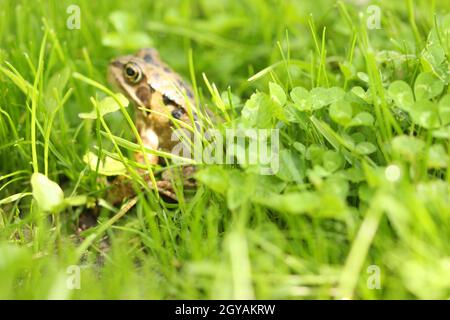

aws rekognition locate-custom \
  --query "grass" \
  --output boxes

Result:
[0,0,449,299]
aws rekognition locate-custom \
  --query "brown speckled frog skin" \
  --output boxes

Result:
[108,48,197,163]
[108,48,198,200]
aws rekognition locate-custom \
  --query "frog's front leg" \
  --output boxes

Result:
[161,165,197,188]
[105,125,159,205]
[135,125,178,199]
[135,126,159,165]
[154,168,195,201]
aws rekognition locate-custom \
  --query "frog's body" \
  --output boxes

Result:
[108,48,196,160]
[108,48,197,199]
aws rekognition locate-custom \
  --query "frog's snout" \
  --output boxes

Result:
[107,62,123,88]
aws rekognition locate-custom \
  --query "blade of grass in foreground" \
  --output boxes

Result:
[338,199,383,299]
[31,30,48,173]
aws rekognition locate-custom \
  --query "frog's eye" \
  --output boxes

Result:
[124,62,142,84]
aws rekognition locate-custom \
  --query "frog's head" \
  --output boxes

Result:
[108,52,154,108]
[108,49,199,129]
[108,48,161,85]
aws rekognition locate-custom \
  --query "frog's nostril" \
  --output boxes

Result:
[111,60,123,68]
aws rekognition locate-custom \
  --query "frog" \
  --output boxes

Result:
[107,48,198,200]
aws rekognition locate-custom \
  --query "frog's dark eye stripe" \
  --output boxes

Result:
[123,62,142,84]
[163,95,176,106]
[171,108,184,120]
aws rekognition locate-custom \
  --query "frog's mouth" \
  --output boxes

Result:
[107,61,124,89]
